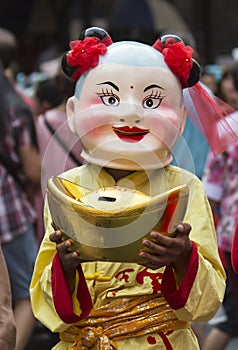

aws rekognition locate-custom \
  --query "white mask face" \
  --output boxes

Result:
[67,42,186,170]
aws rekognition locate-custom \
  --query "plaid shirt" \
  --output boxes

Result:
[0,108,37,243]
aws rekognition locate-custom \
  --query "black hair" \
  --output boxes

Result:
[0,66,37,147]
[0,28,17,69]
[230,63,238,92]
[35,79,64,108]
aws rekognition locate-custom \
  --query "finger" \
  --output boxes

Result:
[142,238,167,255]
[59,249,81,273]
[141,235,182,262]
[63,249,80,263]
[56,238,74,255]
[138,249,167,269]
[176,223,191,235]
[49,230,64,244]
[147,231,175,249]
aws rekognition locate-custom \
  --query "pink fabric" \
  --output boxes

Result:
[184,82,238,155]
[232,223,238,273]
[35,108,83,243]
[37,109,83,193]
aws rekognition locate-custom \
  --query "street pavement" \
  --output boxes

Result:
[226,337,238,350]
[25,321,58,350]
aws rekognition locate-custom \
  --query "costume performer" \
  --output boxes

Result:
[30,27,238,349]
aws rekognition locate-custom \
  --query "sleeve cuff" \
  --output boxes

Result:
[161,241,198,309]
[51,252,92,323]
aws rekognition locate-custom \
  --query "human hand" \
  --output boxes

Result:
[49,227,84,291]
[50,229,81,273]
[138,223,192,279]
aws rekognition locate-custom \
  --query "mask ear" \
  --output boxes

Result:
[66,96,77,134]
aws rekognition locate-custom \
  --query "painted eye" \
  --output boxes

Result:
[142,96,163,109]
[100,95,120,106]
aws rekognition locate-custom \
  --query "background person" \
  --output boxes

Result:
[201,62,238,350]
[0,64,41,350]
[34,71,83,244]
[0,245,16,350]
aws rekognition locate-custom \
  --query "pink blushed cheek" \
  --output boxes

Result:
[146,108,182,144]
[83,96,102,109]
[74,96,105,130]
[74,105,113,137]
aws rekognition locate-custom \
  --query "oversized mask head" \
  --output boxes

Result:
[62,27,200,170]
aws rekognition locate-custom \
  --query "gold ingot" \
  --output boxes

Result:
[47,177,189,262]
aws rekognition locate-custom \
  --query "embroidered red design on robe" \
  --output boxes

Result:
[115,268,135,282]
[136,268,163,293]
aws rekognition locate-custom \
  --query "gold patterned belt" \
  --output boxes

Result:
[60,294,190,349]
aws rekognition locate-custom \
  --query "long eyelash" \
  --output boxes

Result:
[149,90,165,99]
[97,88,115,96]
[96,89,120,105]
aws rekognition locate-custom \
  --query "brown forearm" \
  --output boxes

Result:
[0,248,16,348]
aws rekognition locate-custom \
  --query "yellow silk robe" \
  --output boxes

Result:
[30,163,225,349]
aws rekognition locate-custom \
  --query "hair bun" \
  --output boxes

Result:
[79,27,110,41]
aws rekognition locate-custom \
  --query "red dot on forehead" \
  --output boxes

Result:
[130,85,134,89]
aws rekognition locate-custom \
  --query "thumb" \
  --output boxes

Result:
[176,223,192,236]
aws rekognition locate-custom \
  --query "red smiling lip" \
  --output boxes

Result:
[112,126,149,142]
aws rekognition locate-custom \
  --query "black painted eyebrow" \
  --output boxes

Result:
[97,81,119,91]
[143,84,164,92]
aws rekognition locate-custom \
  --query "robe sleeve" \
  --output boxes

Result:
[162,176,226,322]
[30,199,92,332]
[51,252,92,323]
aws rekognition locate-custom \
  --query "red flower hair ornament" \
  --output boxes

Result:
[153,37,194,88]
[66,37,108,81]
